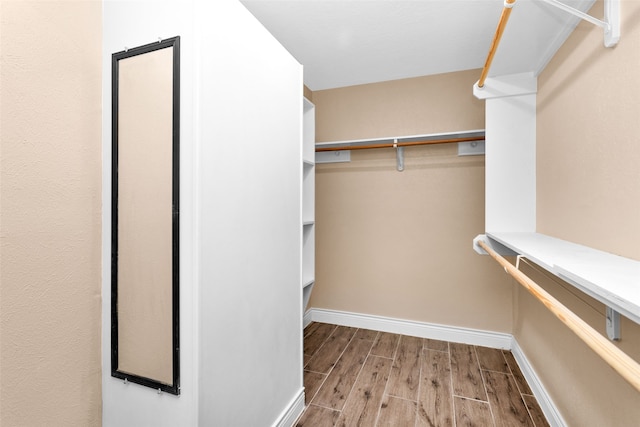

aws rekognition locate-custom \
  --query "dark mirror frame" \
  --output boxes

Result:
[111,36,180,395]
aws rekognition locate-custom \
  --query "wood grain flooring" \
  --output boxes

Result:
[297,322,550,427]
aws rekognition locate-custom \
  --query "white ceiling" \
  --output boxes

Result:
[241,0,595,90]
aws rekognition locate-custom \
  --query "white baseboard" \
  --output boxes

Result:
[303,309,313,328]
[304,308,512,349]
[511,339,567,427]
[271,387,305,427]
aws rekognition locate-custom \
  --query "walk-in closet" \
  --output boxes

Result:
[1,1,637,426]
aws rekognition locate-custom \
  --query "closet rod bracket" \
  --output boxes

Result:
[539,0,620,47]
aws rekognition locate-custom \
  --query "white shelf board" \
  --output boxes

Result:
[303,220,315,227]
[303,97,314,112]
[487,232,640,324]
[303,277,315,288]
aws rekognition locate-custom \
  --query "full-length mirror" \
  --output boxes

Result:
[111,36,180,395]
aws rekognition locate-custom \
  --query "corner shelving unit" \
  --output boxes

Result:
[302,98,315,312]
[473,73,640,340]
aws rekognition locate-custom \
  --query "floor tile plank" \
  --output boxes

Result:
[454,396,495,427]
[295,404,340,427]
[304,322,338,359]
[336,355,392,427]
[377,396,417,426]
[386,335,423,400]
[370,332,400,359]
[522,395,550,427]
[424,338,449,352]
[416,349,454,427]
[312,335,374,410]
[502,351,532,395]
[476,346,509,373]
[450,343,487,401]
[304,321,321,336]
[483,370,534,427]
[355,328,379,341]
[298,323,549,427]
[305,326,357,373]
[304,370,327,404]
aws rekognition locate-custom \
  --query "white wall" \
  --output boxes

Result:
[196,2,304,426]
[102,1,303,425]
[102,1,198,425]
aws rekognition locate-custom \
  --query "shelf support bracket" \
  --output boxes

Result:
[606,306,621,341]
[394,139,405,172]
[539,0,620,47]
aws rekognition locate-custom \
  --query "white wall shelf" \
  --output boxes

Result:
[303,161,315,224]
[475,232,640,327]
[302,223,315,286]
[315,130,485,166]
[302,98,315,312]
[303,101,315,163]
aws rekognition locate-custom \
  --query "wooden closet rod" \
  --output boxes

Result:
[315,135,485,153]
[478,0,517,88]
[478,239,640,393]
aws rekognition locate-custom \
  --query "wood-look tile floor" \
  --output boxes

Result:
[296,322,550,427]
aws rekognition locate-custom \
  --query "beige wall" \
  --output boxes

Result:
[310,70,514,332]
[0,1,102,425]
[521,0,640,424]
[303,84,313,102]
[515,263,640,426]
[537,0,640,260]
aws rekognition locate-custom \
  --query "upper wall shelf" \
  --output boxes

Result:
[475,0,619,90]
[315,130,486,170]
[475,232,640,326]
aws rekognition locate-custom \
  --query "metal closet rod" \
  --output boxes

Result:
[315,135,485,153]
[478,239,640,394]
